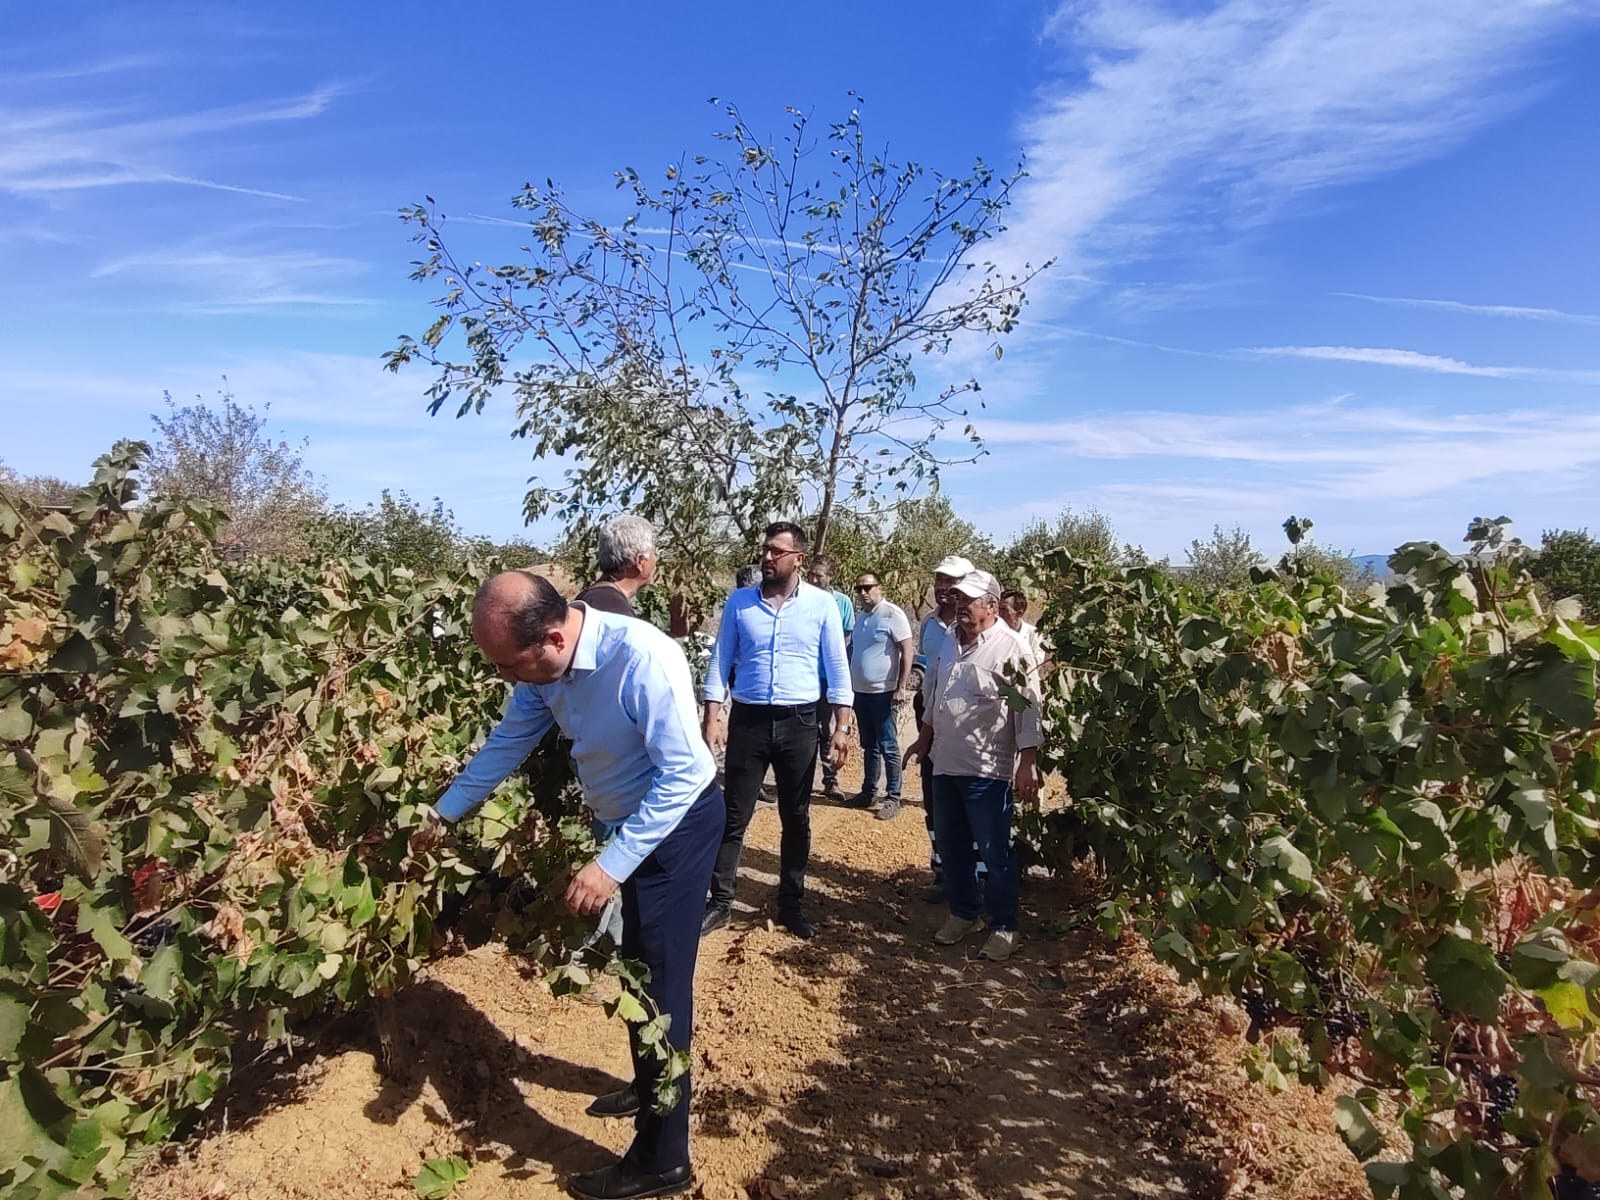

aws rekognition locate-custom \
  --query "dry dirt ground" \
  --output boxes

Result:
[135,757,1373,1200]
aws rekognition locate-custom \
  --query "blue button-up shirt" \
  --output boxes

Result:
[704,580,852,706]
[436,607,715,883]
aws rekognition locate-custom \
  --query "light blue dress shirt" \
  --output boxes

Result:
[704,580,853,707]
[436,606,716,883]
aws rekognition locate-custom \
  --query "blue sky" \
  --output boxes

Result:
[3,0,1598,561]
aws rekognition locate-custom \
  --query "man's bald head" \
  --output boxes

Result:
[472,571,576,683]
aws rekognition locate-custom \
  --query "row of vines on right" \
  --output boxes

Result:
[1022,522,1600,1199]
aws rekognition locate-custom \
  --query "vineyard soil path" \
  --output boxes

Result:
[136,757,1371,1200]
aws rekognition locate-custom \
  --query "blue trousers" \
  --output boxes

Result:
[619,784,725,1172]
[930,775,1018,931]
[853,691,902,799]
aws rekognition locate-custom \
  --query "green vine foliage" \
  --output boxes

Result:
[0,444,676,1199]
[1023,527,1600,1198]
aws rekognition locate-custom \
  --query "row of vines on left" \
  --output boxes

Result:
[1,442,588,1199]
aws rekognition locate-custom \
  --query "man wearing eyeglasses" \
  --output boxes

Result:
[702,521,853,940]
[848,574,914,821]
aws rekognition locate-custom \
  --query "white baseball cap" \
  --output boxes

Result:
[933,555,976,579]
[951,569,1001,600]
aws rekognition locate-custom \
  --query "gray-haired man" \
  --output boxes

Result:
[578,515,659,617]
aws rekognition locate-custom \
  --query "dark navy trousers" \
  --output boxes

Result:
[619,783,725,1173]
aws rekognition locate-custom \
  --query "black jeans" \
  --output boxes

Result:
[711,702,819,914]
[621,784,724,1172]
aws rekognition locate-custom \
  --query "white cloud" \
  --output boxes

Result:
[90,248,375,312]
[1249,345,1600,384]
[1334,292,1600,327]
[975,398,1600,498]
[989,0,1596,305]
[954,397,1600,555]
[0,83,341,202]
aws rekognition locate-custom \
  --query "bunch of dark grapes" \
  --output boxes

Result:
[1241,988,1281,1036]
[1484,1074,1518,1133]
[1325,997,1363,1046]
[1552,1166,1600,1200]
[130,917,175,954]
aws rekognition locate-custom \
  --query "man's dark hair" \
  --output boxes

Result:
[1000,589,1029,616]
[764,520,808,550]
[809,552,835,572]
[474,571,569,649]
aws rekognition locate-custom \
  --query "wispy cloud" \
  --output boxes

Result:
[1249,345,1600,384]
[0,83,341,201]
[976,397,1600,504]
[1334,292,1600,327]
[91,247,374,313]
[0,54,167,85]
[989,0,1595,305]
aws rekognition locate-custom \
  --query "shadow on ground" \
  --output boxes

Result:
[357,978,618,1178]
[722,842,1217,1200]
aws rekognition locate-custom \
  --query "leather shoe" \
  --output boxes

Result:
[777,909,814,940]
[584,1083,640,1118]
[566,1160,692,1200]
[700,906,730,937]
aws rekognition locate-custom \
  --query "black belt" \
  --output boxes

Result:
[730,700,819,717]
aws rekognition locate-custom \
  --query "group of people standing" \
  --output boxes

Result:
[425,515,1043,1200]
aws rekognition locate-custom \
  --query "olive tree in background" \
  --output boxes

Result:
[1530,528,1600,620]
[992,507,1121,585]
[1184,524,1265,592]
[0,461,78,508]
[387,97,1047,617]
[145,388,326,559]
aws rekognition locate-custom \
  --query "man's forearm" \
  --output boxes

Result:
[831,702,855,734]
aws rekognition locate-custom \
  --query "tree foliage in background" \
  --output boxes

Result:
[1184,524,1265,591]
[992,507,1121,588]
[0,462,78,509]
[1279,515,1375,590]
[1531,528,1600,621]
[312,491,544,575]
[803,495,993,618]
[145,389,327,560]
[386,97,1046,619]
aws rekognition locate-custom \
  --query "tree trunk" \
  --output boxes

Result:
[814,417,846,557]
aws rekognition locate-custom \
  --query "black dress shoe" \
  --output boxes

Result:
[566,1160,692,1200]
[700,906,730,937]
[777,909,814,940]
[584,1083,640,1118]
